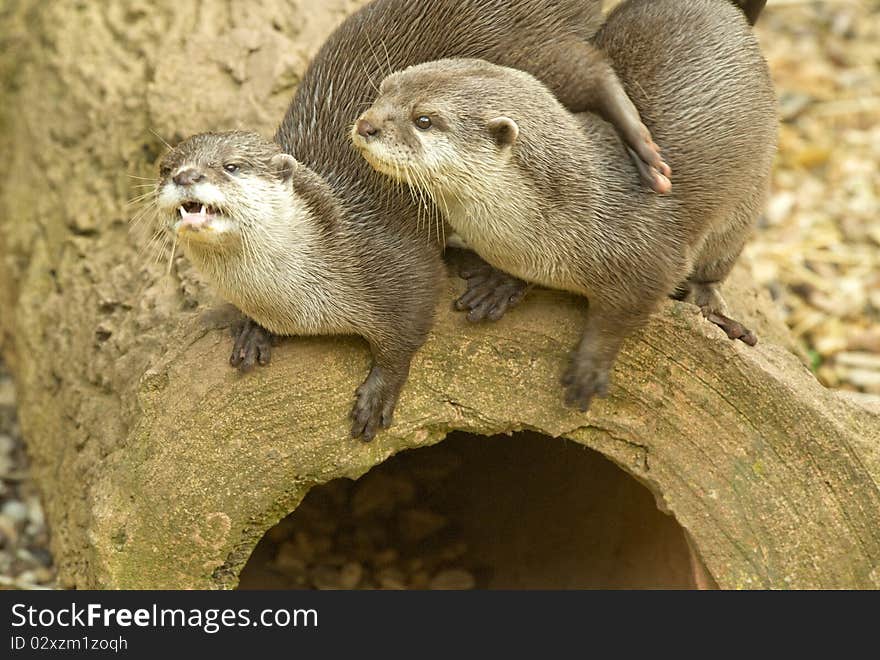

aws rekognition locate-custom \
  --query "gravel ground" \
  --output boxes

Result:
[750,0,880,394]
[0,361,55,589]
[2,0,877,589]
[238,445,482,590]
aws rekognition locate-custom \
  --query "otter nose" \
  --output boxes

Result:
[356,118,379,139]
[173,168,205,186]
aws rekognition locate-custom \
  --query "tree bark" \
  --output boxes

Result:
[1,0,878,589]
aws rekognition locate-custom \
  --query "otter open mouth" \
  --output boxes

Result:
[179,201,219,217]
[176,201,221,233]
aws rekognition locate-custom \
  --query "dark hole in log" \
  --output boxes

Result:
[238,431,700,589]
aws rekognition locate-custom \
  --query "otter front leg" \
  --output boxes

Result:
[350,342,415,442]
[455,259,531,322]
[230,316,274,372]
[562,305,645,412]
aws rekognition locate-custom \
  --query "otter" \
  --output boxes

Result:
[154,0,671,441]
[352,0,777,410]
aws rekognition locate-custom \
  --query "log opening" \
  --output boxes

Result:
[238,431,697,589]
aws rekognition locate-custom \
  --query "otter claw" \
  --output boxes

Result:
[456,265,530,322]
[230,318,273,372]
[350,367,398,442]
[561,358,610,413]
[703,310,758,346]
[626,145,672,194]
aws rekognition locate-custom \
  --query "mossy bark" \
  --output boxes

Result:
[1,0,878,589]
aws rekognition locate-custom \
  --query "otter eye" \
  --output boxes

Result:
[159,164,171,177]
[224,163,240,174]
[414,116,432,131]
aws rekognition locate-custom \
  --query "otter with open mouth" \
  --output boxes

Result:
[353,0,776,411]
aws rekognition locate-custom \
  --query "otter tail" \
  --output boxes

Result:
[732,0,767,25]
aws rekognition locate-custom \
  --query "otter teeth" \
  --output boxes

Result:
[178,202,217,216]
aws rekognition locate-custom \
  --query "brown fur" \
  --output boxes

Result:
[156,0,661,440]
[354,0,777,410]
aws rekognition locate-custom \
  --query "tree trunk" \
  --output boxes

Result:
[1,0,878,590]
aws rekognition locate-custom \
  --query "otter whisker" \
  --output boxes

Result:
[167,233,178,275]
[358,60,380,94]
[129,200,159,230]
[363,32,388,83]
[379,38,393,78]
[149,128,173,152]
[126,191,157,205]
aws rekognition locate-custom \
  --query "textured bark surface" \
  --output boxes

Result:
[1,0,878,589]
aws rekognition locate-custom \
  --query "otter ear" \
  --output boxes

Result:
[487,116,519,148]
[270,153,298,183]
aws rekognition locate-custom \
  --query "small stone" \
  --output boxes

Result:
[397,509,447,544]
[351,472,416,518]
[377,567,407,590]
[291,531,317,562]
[2,500,28,523]
[0,523,12,548]
[275,540,310,566]
[436,541,468,562]
[352,524,389,554]
[17,570,36,584]
[320,553,349,567]
[337,562,363,589]
[429,569,475,591]
[28,546,53,568]
[32,567,54,584]
[407,571,431,590]
[0,433,14,454]
[371,548,399,568]
[26,496,45,529]
[0,379,15,408]
[274,554,307,577]
[311,565,344,590]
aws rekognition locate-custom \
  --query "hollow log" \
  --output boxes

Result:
[1,0,878,589]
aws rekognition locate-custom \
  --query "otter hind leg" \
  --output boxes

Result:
[455,257,531,323]
[691,282,758,346]
[522,40,671,194]
[570,44,671,193]
[687,209,760,346]
[229,316,274,371]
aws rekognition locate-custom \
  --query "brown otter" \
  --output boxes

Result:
[352,0,777,410]
[154,0,670,440]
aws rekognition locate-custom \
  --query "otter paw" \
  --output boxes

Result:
[626,144,672,195]
[455,265,530,322]
[229,318,273,372]
[702,309,758,346]
[561,357,610,413]
[350,375,397,442]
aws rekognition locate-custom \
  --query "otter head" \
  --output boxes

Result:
[350,59,523,192]
[156,131,299,251]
